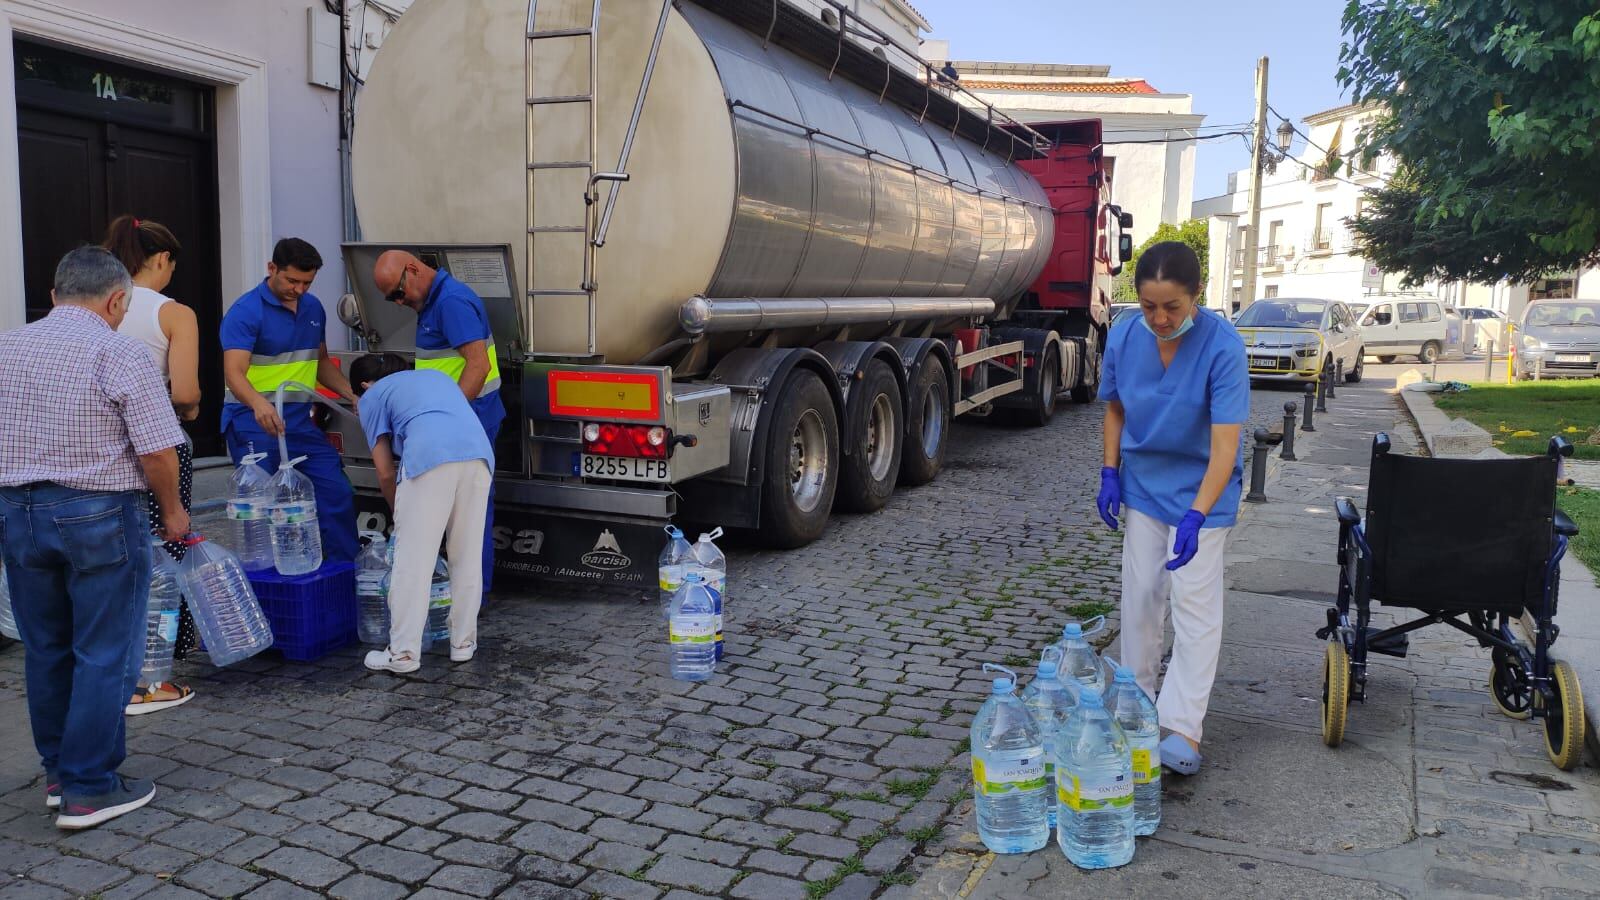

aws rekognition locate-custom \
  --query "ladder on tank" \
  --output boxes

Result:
[524,0,672,358]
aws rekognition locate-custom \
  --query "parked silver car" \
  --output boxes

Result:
[1517,299,1600,380]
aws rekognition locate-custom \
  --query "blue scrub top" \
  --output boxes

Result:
[1098,308,1250,528]
[359,369,495,482]
[417,272,506,433]
[218,280,327,433]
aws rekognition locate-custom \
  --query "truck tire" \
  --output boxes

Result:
[759,369,840,548]
[1021,346,1060,426]
[838,359,904,513]
[1419,341,1440,365]
[1071,334,1098,403]
[899,358,950,487]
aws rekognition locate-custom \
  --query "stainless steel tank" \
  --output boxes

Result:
[351,0,1052,364]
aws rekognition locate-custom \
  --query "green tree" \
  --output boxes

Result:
[1113,219,1210,305]
[1339,2,1600,285]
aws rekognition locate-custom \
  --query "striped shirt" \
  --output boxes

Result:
[0,305,186,491]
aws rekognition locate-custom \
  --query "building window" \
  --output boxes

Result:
[1313,203,1333,250]
[1532,277,1577,300]
[1264,285,1279,298]
[1267,220,1283,261]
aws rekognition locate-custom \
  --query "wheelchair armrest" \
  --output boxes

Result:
[1336,498,1361,526]
[1555,508,1579,537]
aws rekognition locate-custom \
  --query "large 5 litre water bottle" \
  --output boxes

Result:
[1105,662,1161,836]
[658,525,691,621]
[668,573,717,681]
[971,663,1050,854]
[141,541,183,684]
[1055,686,1135,869]
[0,555,18,641]
[1020,654,1079,829]
[1052,618,1106,695]
[426,557,452,647]
[355,532,390,645]
[178,534,273,667]
[688,528,726,660]
[268,456,322,576]
[227,450,274,570]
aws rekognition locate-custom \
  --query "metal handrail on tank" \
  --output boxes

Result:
[273,382,361,464]
[594,0,674,248]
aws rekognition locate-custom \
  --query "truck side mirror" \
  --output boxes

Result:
[1119,211,1134,230]
[1118,234,1134,263]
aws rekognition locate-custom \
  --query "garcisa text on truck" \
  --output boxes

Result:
[330,0,1134,586]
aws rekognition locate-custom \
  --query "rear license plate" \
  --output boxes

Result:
[580,455,669,482]
[1556,353,1591,364]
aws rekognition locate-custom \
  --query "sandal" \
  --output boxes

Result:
[125,682,195,716]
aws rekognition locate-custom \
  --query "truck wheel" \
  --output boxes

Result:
[1419,341,1440,365]
[1022,346,1060,426]
[899,358,949,487]
[759,369,839,548]
[838,360,904,513]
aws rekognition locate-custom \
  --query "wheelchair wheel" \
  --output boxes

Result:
[1489,650,1533,720]
[1322,642,1351,747]
[1538,660,1586,771]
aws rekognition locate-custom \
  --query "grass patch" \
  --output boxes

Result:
[881,872,917,886]
[805,856,864,898]
[800,803,853,824]
[856,827,889,852]
[837,789,888,803]
[901,725,929,738]
[775,832,796,853]
[1433,380,1600,459]
[885,771,940,802]
[1560,486,1600,587]
[1067,600,1116,620]
[1000,653,1033,668]
[624,856,658,882]
[903,823,943,843]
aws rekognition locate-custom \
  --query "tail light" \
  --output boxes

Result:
[583,423,669,459]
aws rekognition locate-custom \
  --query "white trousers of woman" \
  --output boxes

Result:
[388,460,492,656]
[1117,507,1231,745]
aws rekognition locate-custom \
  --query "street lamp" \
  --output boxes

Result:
[1275,119,1294,153]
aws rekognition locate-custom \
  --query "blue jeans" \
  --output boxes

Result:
[0,483,150,797]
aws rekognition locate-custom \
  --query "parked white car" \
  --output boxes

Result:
[1235,298,1365,383]
[1459,306,1509,353]
[1357,296,1456,364]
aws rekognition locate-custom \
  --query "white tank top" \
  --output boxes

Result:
[120,285,172,378]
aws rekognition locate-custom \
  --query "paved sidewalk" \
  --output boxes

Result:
[915,376,1600,899]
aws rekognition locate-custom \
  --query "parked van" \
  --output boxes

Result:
[1357,296,1459,364]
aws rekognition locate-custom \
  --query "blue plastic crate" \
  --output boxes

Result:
[249,561,357,662]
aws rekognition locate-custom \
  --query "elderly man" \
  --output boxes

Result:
[0,246,188,830]
[373,251,505,590]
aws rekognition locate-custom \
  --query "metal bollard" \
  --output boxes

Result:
[1484,338,1495,382]
[1281,401,1298,461]
[1315,370,1328,413]
[1302,382,1317,432]
[1246,428,1271,503]
[1329,360,1340,398]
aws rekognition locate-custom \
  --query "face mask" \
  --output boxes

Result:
[1141,310,1196,342]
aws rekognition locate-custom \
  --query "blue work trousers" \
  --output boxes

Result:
[225,409,359,563]
[479,416,500,592]
[0,484,149,797]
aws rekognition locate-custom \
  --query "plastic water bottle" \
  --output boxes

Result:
[689,528,726,660]
[268,456,322,575]
[226,450,274,570]
[1052,618,1106,695]
[1020,655,1079,829]
[0,556,19,641]
[355,532,390,645]
[141,542,183,684]
[971,663,1050,854]
[1055,686,1135,869]
[426,556,452,647]
[658,525,691,621]
[668,573,717,681]
[178,534,273,667]
[1105,662,1161,836]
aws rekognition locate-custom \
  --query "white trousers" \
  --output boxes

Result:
[1117,507,1230,744]
[389,460,492,656]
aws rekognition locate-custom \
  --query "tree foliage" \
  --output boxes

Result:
[1339,1,1600,285]
[1113,219,1210,304]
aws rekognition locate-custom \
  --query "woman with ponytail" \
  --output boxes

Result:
[103,214,200,715]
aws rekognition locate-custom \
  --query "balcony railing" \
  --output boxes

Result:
[1311,228,1333,251]
[1232,244,1288,270]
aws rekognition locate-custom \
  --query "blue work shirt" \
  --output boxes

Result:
[416,272,506,434]
[359,370,494,482]
[1099,308,1250,528]
[219,280,327,433]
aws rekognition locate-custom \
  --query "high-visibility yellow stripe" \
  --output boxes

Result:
[246,360,319,395]
[417,340,501,394]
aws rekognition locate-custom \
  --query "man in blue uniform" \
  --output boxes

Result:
[372,250,506,590]
[220,238,360,562]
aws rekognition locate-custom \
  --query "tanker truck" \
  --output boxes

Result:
[330,0,1133,587]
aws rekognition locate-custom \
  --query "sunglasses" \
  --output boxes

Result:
[386,269,408,304]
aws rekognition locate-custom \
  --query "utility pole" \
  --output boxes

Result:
[1239,56,1269,315]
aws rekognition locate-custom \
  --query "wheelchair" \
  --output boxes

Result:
[1318,433,1586,770]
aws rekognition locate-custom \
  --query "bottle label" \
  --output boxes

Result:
[270,502,316,525]
[429,583,451,609]
[1131,748,1160,785]
[158,610,179,642]
[659,569,683,592]
[227,501,261,521]
[971,749,1046,796]
[1057,771,1133,811]
[669,616,715,644]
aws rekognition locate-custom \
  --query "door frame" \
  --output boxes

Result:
[0,0,271,331]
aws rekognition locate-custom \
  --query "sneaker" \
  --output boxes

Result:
[56,777,155,830]
[126,682,195,716]
[449,642,477,663]
[45,782,60,809]
[364,648,420,674]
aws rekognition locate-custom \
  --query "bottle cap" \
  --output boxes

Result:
[982,662,1017,694]
[1038,659,1059,678]
[664,524,683,538]
[991,677,1011,694]
[1078,687,1104,707]
[684,572,703,583]
[1062,622,1083,638]
[1114,666,1135,682]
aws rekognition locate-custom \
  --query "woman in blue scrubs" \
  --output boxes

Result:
[1096,242,1249,775]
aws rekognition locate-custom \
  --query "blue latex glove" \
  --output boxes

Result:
[1166,510,1206,570]
[1096,466,1121,530]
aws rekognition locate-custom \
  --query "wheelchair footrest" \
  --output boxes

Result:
[1365,628,1409,659]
